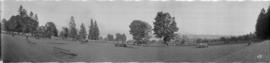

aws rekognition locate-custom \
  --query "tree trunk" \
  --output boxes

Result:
[163,37,169,46]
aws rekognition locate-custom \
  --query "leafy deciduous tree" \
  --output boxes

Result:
[129,20,152,44]
[153,12,179,45]
[45,22,58,38]
[60,27,69,38]
[106,34,114,41]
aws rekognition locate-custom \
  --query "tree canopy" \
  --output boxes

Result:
[153,11,179,45]
[45,22,58,37]
[106,34,114,41]
[115,33,127,42]
[3,5,39,33]
[129,20,152,43]
[60,27,69,38]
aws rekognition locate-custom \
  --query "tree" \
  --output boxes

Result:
[255,6,270,39]
[93,21,100,40]
[129,20,152,44]
[26,16,39,33]
[36,26,47,38]
[18,5,27,17]
[153,12,179,46]
[4,5,38,33]
[60,27,69,38]
[115,33,122,41]
[79,23,87,40]
[122,34,127,42]
[45,22,58,38]
[34,14,38,21]
[88,19,94,40]
[106,34,114,41]
[29,11,34,18]
[2,18,8,31]
[88,19,100,40]
[114,33,127,43]
[68,16,77,39]
[99,36,103,40]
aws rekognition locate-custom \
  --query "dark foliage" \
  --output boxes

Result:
[68,16,78,39]
[115,33,127,42]
[106,34,114,41]
[45,22,58,37]
[255,6,270,39]
[3,5,39,33]
[79,23,87,40]
[129,20,152,44]
[153,11,179,45]
[88,19,100,40]
[60,27,69,38]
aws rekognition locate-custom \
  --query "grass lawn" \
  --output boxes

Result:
[3,34,270,62]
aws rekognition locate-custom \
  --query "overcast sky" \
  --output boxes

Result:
[1,0,269,39]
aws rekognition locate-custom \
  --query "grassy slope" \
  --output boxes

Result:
[3,35,61,62]
[44,39,251,62]
[216,40,270,62]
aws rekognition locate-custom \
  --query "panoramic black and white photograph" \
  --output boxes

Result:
[0,0,270,62]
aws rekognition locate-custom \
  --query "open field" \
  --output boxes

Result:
[2,34,270,62]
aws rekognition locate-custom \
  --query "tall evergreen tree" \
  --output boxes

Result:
[88,19,100,40]
[255,6,270,39]
[68,16,77,39]
[88,19,94,40]
[79,23,87,40]
[18,5,27,17]
[93,21,100,40]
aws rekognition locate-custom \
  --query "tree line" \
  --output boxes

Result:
[1,5,129,42]
[1,5,269,45]
[0,5,95,40]
[2,5,39,34]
